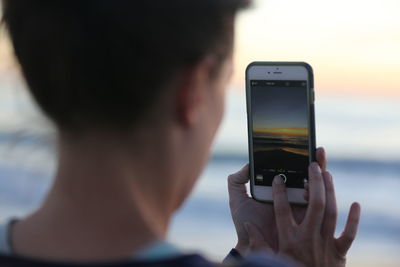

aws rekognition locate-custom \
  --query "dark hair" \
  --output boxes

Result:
[2,0,250,133]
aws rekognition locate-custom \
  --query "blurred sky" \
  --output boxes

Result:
[1,0,400,101]
[224,0,400,161]
[232,0,400,97]
[0,0,399,162]
[1,0,398,95]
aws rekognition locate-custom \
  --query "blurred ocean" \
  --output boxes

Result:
[0,85,399,266]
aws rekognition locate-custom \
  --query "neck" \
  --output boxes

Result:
[13,131,179,262]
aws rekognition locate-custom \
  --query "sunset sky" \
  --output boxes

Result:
[1,0,399,97]
[232,0,400,97]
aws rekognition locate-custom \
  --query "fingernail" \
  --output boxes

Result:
[274,175,284,185]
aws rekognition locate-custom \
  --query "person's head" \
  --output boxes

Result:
[2,0,250,208]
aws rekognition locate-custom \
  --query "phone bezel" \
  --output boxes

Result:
[246,62,316,205]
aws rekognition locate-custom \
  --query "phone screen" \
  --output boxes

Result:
[250,80,309,189]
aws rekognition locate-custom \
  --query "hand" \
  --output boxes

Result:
[228,147,328,255]
[246,161,361,267]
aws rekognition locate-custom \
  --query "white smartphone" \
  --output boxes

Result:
[246,62,316,204]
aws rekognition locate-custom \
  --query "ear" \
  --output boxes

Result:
[175,57,215,128]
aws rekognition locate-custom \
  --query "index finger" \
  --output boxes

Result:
[273,175,295,234]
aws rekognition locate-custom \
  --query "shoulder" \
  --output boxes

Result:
[0,253,215,267]
[0,252,296,267]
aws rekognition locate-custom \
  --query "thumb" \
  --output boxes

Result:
[228,165,251,209]
[244,222,273,254]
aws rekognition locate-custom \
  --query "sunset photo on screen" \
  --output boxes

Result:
[251,82,309,187]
